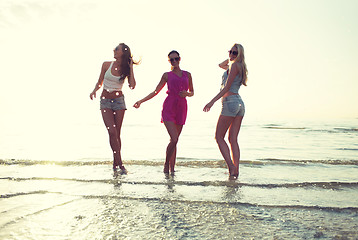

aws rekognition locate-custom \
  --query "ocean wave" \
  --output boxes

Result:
[1,190,51,198]
[2,176,358,190]
[1,158,358,167]
[1,188,357,213]
[82,195,358,213]
[256,158,358,166]
[334,127,358,132]
[263,126,306,130]
[261,124,358,134]
[337,148,358,151]
[309,128,358,134]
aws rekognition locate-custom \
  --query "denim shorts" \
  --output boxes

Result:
[221,95,245,117]
[100,96,126,111]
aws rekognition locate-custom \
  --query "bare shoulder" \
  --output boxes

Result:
[102,61,111,67]
[232,62,241,69]
[184,70,192,77]
[161,72,168,81]
[230,62,241,73]
[101,61,111,71]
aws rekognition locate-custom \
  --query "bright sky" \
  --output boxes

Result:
[1,0,357,134]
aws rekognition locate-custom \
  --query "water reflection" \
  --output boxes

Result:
[164,173,176,193]
[222,180,243,203]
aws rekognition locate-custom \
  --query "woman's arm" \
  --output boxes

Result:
[203,63,239,112]
[219,59,229,70]
[90,62,109,100]
[179,72,194,97]
[133,73,168,108]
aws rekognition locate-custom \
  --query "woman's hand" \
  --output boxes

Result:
[133,101,141,108]
[219,59,229,70]
[90,91,96,100]
[179,90,194,98]
[203,101,214,112]
[179,91,188,98]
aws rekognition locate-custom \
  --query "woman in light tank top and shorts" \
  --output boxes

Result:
[133,50,194,174]
[204,44,248,179]
[90,43,139,173]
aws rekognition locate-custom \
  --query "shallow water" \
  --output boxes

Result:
[1,118,358,239]
[1,159,358,239]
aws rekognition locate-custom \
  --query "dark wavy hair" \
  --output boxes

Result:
[168,50,180,57]
[117,43,140,78]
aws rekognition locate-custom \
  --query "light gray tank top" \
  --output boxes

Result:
[221,70,242,94]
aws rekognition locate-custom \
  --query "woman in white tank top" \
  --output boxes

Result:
[90,43,139,173]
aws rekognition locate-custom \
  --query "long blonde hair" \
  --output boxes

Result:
[232,43,248,86]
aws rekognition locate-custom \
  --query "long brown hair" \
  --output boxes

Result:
[117,43,140,78]
[233,43,248,86]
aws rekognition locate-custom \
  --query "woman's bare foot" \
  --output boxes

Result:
[229,166,238,180]
[113,165,127,174]
[164,163,169,174]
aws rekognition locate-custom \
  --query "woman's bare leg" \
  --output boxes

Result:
[215,115,236,177]
[170,124,183,172]
[164,121,183,173]
[228,116,243,176]
[101,109,125,169]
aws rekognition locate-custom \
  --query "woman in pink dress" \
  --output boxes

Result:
[134,50,194,174]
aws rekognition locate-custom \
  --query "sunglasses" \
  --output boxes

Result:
[229,50,238,56]
[169,57,180,63]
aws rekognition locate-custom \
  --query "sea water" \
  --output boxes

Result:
[1,117,358,239]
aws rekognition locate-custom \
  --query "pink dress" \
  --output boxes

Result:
[161,71,189,125]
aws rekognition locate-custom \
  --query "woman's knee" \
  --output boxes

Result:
[170,136,179,145]
[228,134,238,145]
[106,125,118,137]
[215,132,225,143]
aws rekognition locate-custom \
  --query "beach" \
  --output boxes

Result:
[1,0,358,238]
[1,118,358,239]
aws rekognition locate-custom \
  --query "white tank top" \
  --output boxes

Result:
[103,62,125,92]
